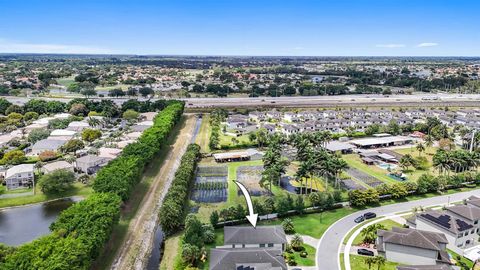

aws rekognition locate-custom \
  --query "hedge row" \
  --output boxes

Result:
[159,144,201,235]
[93,101,185,201]
[0,193,121,270]
[0,101,185,270]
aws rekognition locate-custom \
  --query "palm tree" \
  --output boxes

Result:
[374,256,386,270]
[87,117,101,128]
[290,234,304,251]
[416,142,425,157]
[424,135,434,150]
[364,256,376,270]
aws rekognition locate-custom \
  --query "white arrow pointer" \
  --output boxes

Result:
[234,180,258,228]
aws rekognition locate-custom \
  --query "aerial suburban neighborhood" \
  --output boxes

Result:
[0,1,480,270]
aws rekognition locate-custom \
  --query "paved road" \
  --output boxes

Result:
[316,189,480,270]
[4,93,480,109]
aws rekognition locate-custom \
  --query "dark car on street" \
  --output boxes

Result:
[354,216,365,223]
[363,212,376,219]
[357,248,374,256]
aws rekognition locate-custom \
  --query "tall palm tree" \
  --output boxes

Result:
[416,142,425,157]
[364,256,376,270]
[374,256,386,270]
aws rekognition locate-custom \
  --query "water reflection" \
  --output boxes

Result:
[0,198,75,246]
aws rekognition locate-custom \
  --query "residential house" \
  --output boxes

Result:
[42,161,74,174]
[75,155,108,174]
[209,226,288,270]
[30,139,66,156]
[4,164,35,190]
[377,227,451,266]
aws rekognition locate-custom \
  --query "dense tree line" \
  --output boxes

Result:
[0,193,121,269]
[93,101,185,200]
[0,101,185,270]
[159,144,201,235]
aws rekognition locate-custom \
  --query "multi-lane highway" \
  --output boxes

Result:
[3,93,480,109]
[316,189,480,270]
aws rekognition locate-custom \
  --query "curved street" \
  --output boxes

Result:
[316,189,480,270]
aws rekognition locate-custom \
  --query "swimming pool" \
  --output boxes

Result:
[377,163,397,170]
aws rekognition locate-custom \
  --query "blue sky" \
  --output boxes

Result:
[0,0,478,56]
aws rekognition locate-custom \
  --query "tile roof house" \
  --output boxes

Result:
[4,164,35,190]
[377,227,451,266]
[407,208,478,254]
[75,155,108,174]
[30,139,66,156]
[42,161,74,174]
[209,226,287,270]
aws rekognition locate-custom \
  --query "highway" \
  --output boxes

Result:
[316,189,480,270]
[3,93,480,109]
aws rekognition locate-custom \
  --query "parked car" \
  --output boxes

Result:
[354,216,365,223]
[364,212,376,219]
[357,248,374,256]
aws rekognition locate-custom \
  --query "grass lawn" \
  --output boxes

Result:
[159,233,182,270]
[0,182,92,209]
[448,249,474,269]
[349,254,399,270]
[95,84,130,91]
[56,76,75,87]
[343,154,396,184]
[261,207,357,239]
[218,132,252,147]
[195,114,211,153]
[291,243,316,266]
[352,219,402,245]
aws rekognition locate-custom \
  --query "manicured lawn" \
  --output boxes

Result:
[448,249,474,269]
[56,76,76,87]
[0,182,92,209]
[352,219,401,245]
[219,132,252,147]
[95,84,130,91]
[349,254,399,270]
[261,207,357,239]
[291,243,316,266]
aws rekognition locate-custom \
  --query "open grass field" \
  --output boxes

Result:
[56,76,76,87]
[0,182,92,209]
[95,84,130,91]
[343,154,397,184]
[218,132,251,147]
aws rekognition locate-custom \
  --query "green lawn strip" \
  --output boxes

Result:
[260,207,357,239]
[342,216,382,245]
[448,249,474,269]
[351,219,402,245]
[379,185,480,206]
[94,84,130,91]
[194,114,211,152]
[349,254,399,270]
[340,253,345,270]
[291,243,316,266]
[0,182,92,209]
[226,160,263,206]
[343,154,396,184]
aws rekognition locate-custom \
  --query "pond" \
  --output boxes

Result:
[0,197,79,246]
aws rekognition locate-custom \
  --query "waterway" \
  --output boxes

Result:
[0,198,78,246]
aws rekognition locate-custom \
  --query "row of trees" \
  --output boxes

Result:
[0,193,121,269]
[208,109,227,150]
[159,144,201,235]
[0,102,185,269]
[349,171,480,207]
[93,102,185,200]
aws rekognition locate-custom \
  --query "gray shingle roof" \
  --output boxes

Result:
[209,248,286,270]
[378,227,448,251]
[396,265,453,270]
[223,226,287,245]
[446,204,480,221]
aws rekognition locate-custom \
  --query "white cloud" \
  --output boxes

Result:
[417,42,439,47]
[375,44,406,48]
[0,39,115,54]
